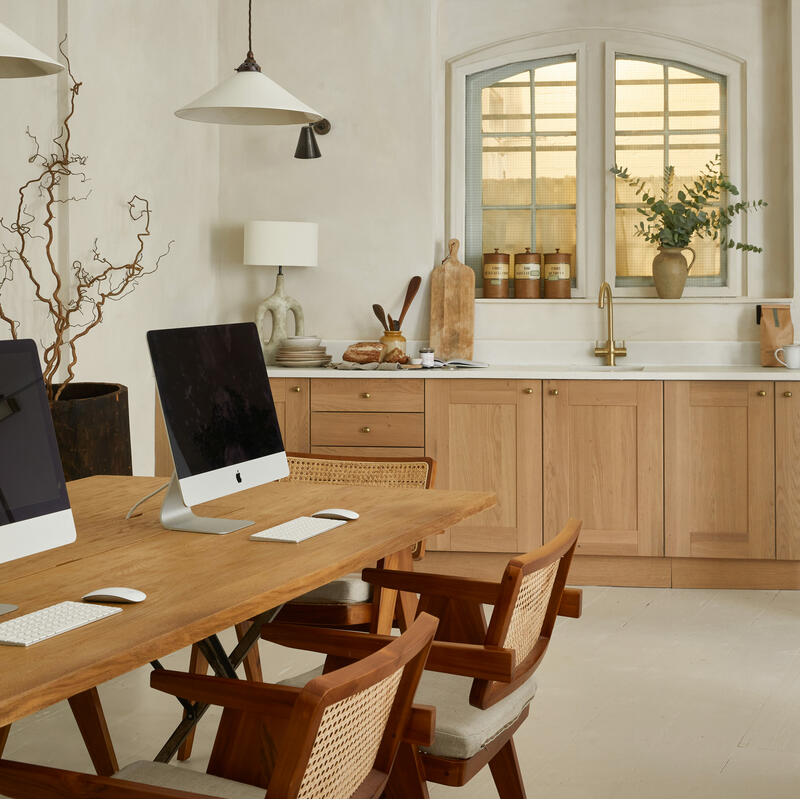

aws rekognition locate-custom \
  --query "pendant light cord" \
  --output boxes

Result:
[248,0,253,54]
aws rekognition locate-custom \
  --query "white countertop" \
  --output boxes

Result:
[267,364,800,381]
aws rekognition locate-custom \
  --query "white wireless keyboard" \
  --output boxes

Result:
[0,601,122,647]
[250,516,347,543]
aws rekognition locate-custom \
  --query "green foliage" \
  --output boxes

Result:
[610,154,767,255]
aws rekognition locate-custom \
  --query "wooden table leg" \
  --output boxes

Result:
[371,548,418,635]
[67,687,118,776]
[234,621,263,682]
[0,725,9,758]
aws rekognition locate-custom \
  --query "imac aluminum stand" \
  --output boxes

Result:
[160,472,253,535]
[0,603,18,616]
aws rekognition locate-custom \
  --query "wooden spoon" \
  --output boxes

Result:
[387,313,396,331]
[372,304,388,330]
[397,275,422,329]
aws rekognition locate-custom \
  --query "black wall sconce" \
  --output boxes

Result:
[295,118,331,159]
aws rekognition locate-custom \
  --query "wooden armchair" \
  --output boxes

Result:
[262,518,582,799]
[0,613,438,799]
[178,451,435,762]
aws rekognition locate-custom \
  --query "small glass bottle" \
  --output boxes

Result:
[419,347,435,368]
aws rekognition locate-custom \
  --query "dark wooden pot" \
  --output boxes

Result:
[50,382,133,481]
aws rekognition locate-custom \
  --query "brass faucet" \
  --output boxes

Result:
[594,282,627,366]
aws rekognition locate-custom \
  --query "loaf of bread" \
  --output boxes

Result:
[342,341,385,364]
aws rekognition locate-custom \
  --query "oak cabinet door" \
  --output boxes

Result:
[776,383,800,559]
[270,378,310,453]
[543,380,663,556]
[665,381,774,559]
[424,379,542,553]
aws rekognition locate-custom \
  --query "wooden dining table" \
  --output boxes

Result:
[0,475,495,776]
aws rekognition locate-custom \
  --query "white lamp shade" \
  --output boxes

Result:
[244,221,318,267]
[176,70,322,126]
[0,22,63,78]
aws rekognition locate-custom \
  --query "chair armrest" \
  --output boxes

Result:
[361,568,501,605]
[405,705,435,747]
[0,760,207,799]
[150,669,300,717]
[262,623,514,682]
[558,588,582,618]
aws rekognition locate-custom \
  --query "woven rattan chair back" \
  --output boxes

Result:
[267,613,437,799]
[470,518,581,710]
[283,453,435,559]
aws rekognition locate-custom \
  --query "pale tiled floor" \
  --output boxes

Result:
[5,587,800,798]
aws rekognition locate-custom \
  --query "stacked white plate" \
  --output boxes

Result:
[276,336,332,367]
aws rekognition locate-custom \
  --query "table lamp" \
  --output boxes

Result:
[244,220,318,364]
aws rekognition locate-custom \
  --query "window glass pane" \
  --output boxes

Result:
[466,56,577,293]
[483,208,531,255]
[614,56,726,287]
[481,72,531,133]
[482,136,531,206]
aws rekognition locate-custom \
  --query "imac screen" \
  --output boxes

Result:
[0,340,70,525]
[147,323,285,479]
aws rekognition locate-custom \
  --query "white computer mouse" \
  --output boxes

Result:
[311,508,360,521]
[82,587,147,604]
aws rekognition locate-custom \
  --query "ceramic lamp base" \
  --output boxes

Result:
[255,271,305,364]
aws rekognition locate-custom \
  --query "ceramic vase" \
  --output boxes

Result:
[651,246,696,299]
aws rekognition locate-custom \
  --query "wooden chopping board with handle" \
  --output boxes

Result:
[429,238,475,361]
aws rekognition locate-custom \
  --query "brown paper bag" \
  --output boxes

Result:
[759,304,794,366]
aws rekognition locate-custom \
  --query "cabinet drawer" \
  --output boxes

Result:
[311,412,424,447]
[311,379,424,412]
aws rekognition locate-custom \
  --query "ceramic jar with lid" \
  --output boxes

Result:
[514,248,541,298]
[543,249,571,298]
[483,248,510,298]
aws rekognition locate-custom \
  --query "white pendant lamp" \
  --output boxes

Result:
[0,22,63,78]
[175,0,323,127]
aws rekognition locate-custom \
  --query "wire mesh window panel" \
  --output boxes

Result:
[614,55,727,287]
[466,56,577,293]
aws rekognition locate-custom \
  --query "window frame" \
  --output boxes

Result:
[448,39,589,298]
[603,38,744,298]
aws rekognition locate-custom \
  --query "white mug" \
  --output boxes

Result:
[775,344,800,369]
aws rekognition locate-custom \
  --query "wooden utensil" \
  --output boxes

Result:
[397,275,422,329]
[372,304,388,330]
[429,238,474,360]
[387,313,396,331]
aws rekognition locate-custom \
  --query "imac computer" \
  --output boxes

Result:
[147,322,289,534]
[0,339,77,615]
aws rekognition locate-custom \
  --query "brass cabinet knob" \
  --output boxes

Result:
[361,392,371,399]
[757,390,767,397]
[785,391,794,398]
[523,388,533,394]
[550,389,559,396]
[291,385,302,393]
[360,426,371,433]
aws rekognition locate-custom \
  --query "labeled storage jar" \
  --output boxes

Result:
[483,249,509,298]
[543,249,571,299]
[514,248,541,298]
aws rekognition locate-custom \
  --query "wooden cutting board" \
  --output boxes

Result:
[429,239,475,361]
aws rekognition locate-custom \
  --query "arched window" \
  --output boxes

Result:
[465,56,577,294]
[614,56,727,287]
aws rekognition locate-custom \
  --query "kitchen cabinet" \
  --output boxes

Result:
[269,378,310,453]
[424,379,541,553]
[776,382,800,559]
[543,380,663,556]
[665,381,774,559]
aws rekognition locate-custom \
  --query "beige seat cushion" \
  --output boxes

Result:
[281,665,537,761]
[114,761,264,798]
[291,572,372,604]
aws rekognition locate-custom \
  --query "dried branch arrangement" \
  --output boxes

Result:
[0,40,172,401]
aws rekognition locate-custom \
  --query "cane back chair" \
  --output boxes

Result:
[263,517,582,798]
[0,614,438,799]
